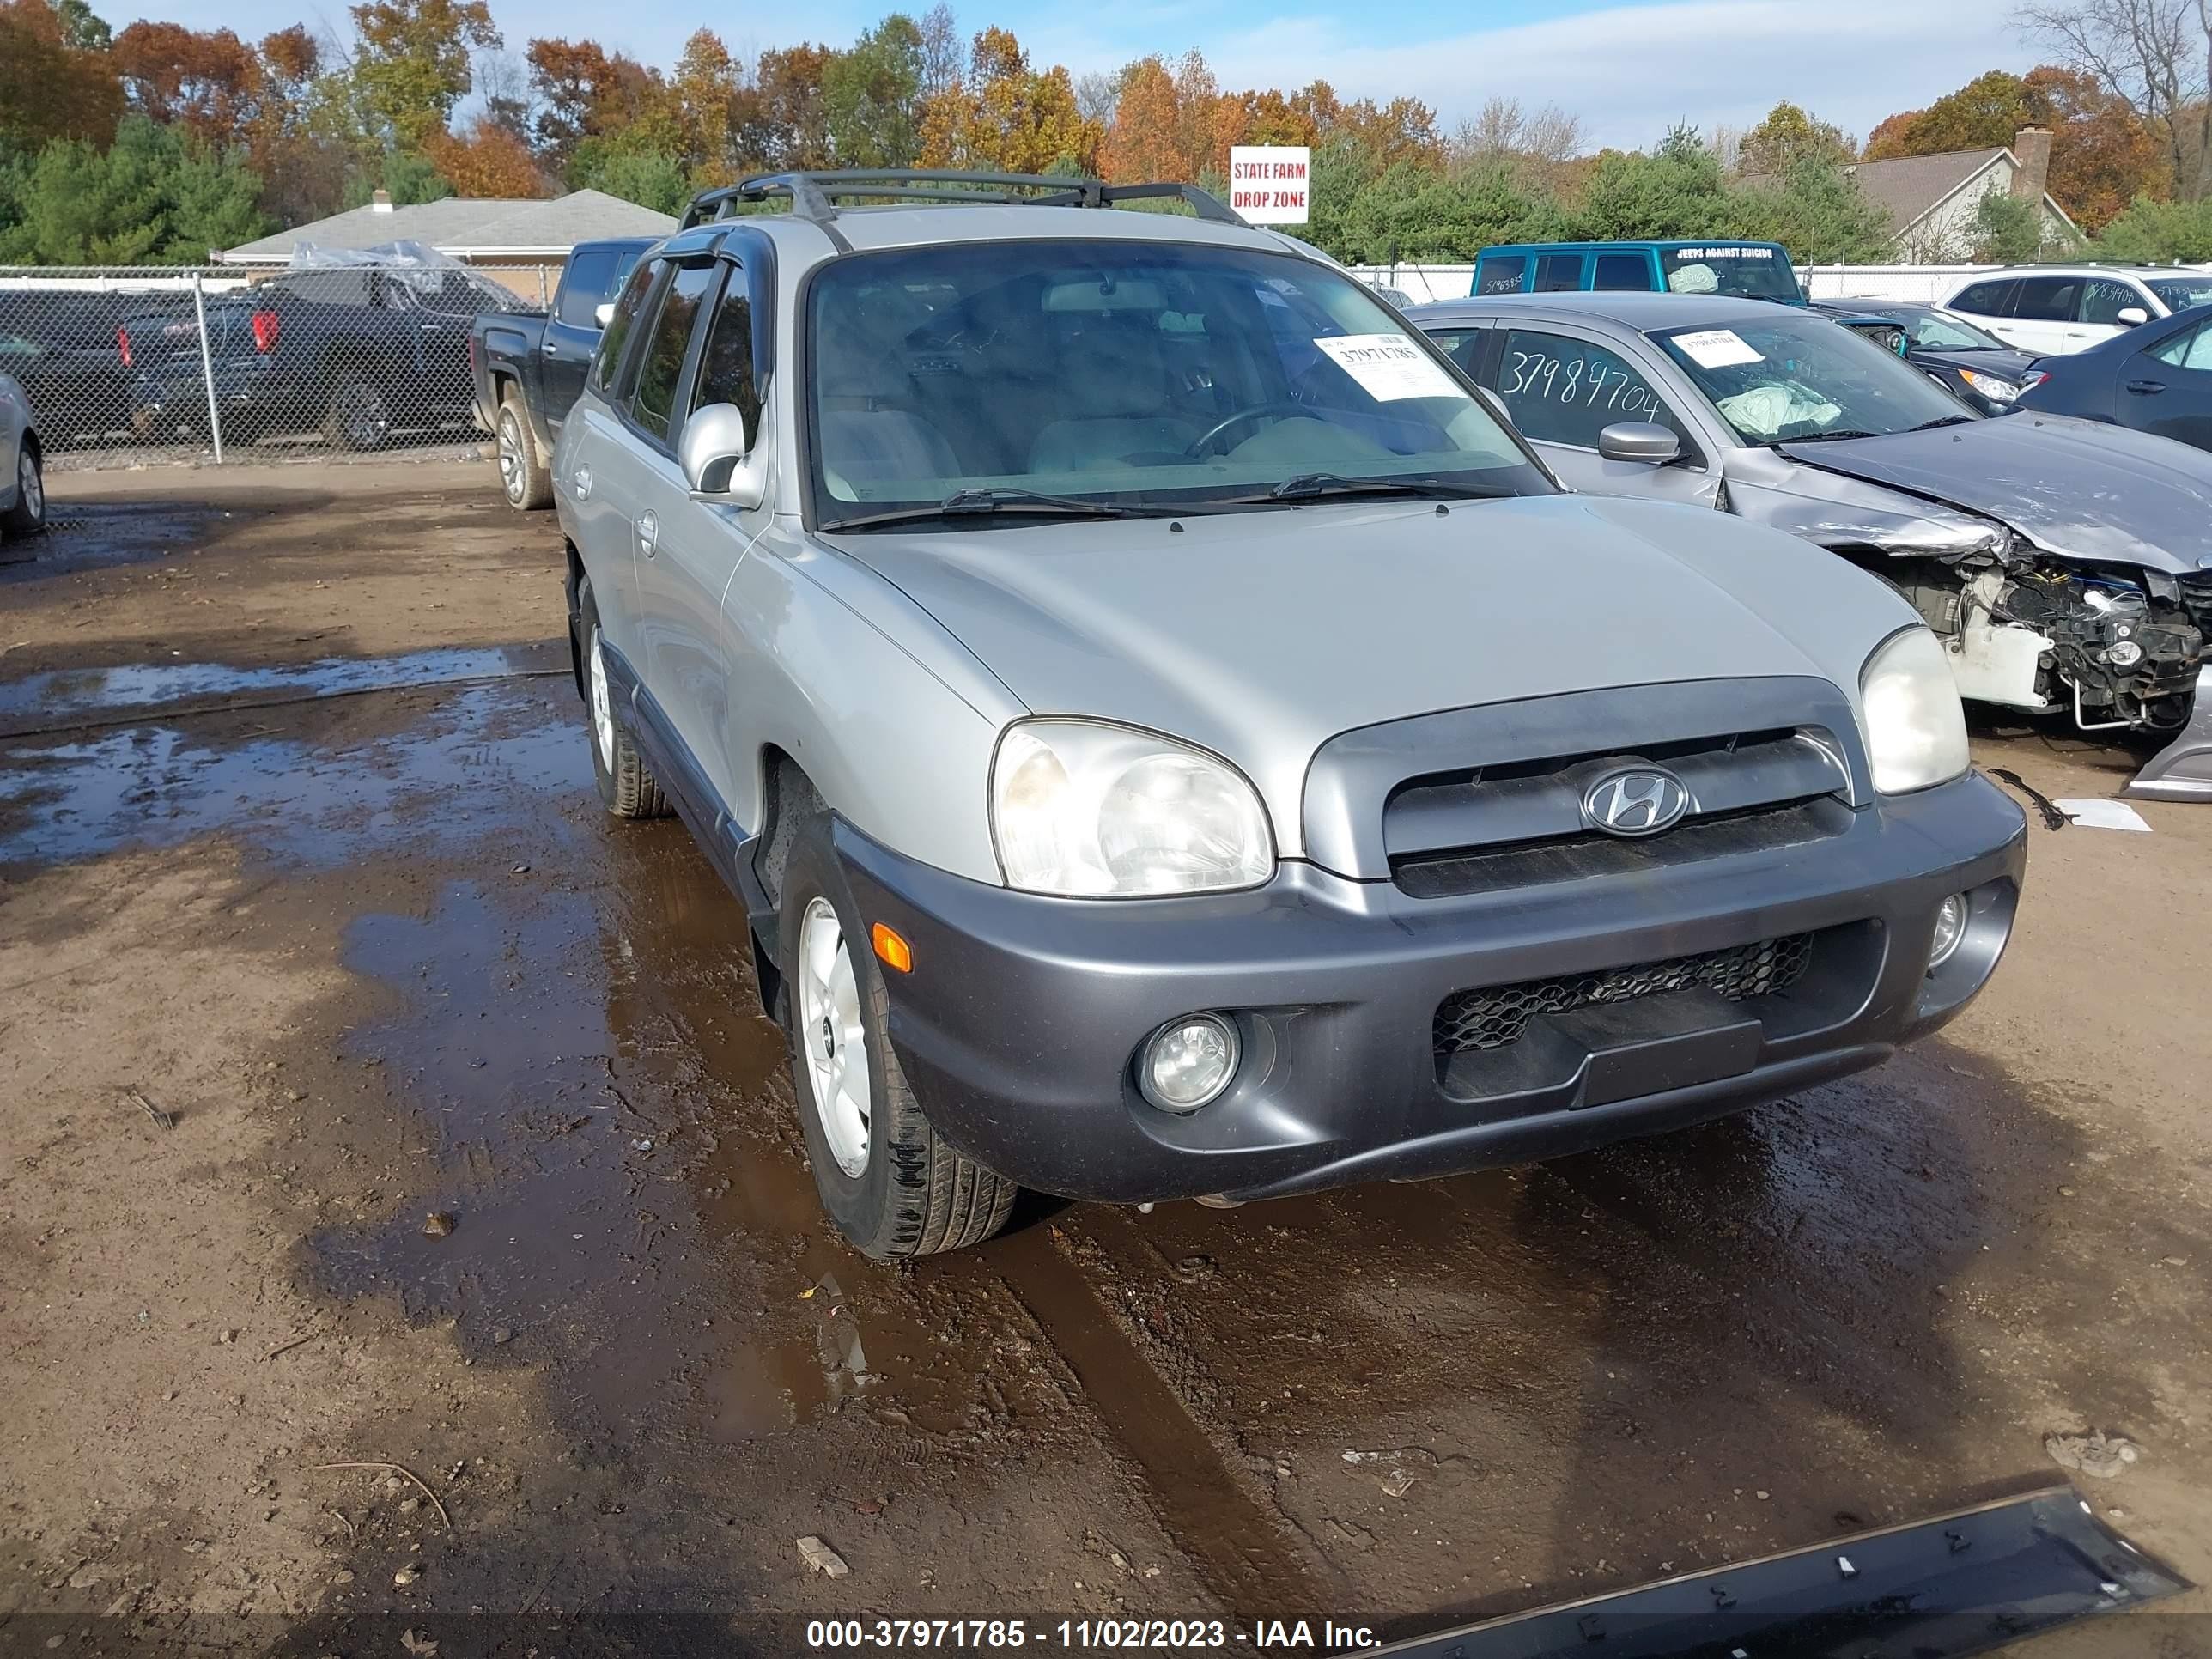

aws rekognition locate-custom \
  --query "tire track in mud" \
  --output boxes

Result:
[985,1220,1341,1616]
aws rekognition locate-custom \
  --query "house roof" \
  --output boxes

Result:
[222,189,677,263]
[1843,148,2080,238]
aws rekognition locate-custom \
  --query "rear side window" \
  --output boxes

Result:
[1533,253,1585,292]
[556,252,617,326]
[691,269,762,448]
[1949,279,2017,318]
[1591,252,1653,291]
[2080,277,2146,325]
[1496,327,1686,449]
[1475,255,1527,295]
[628,263,718,443]
[2011,276,2081,322]
[2150,319,2212,371]
[592,258,661,395]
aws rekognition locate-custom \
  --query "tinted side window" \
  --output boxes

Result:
[629,263,717,443]
[1591,252,1653,291]
[692,270,762,447]
[1534,253,1586,292]
[2012,276,2081,322]
[592,258,661,395]
[1950,279,2017,317]
[2150,319,2212,370]
[1476,255,1528,295]
[1497,329,1686,449]
[2080,277,2146,325]
[556,252,617,326]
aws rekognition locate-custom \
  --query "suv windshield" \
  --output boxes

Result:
[2148,277,2212,313]
[1655,314,1972,443]
[1660,246,1798,301]
[806,240,1550,528]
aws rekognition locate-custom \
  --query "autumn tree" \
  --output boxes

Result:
[526,37,670,170]
[1735,100,1853,175]
[745,45,834,170]
[111,23,265,153]
[428,116,546,195]
[2021,0,2211,198]
[0,0,123,154]
[918,27,1096,174]
[668,30,743,182]
[351,0,501,149]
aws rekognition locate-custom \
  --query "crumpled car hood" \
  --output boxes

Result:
[1777,413,2212,573]
[833,495,1914,857]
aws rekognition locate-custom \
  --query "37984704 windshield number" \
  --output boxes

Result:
[1504,349,1662,421]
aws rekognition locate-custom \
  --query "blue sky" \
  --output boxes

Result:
[100,0,2033,153]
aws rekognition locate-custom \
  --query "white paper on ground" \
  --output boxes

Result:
[1314,333,1464,400]
[2052,799,2153,832]
[1671,327,1765,368]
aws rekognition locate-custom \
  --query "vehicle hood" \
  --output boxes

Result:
[1776,413,2212,572]
[831,495,1914,858]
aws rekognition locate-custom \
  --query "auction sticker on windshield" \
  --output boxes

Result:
[1672,328,1765,369]
[1315,334,1463,400]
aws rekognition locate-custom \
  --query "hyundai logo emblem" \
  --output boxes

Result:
[1583,766,1692,837]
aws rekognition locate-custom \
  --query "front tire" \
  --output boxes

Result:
[779,811,1016,1259]
[496,391,552,510]
[576,578,669,819]
[3,440,45,537]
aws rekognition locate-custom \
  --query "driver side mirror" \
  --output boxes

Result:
[680,399,767,510]
[1596,422,1682,465]
[2117,306,2149,327]
[593,301,615,329]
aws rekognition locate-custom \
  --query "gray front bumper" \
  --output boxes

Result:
[840,771,2028,1205]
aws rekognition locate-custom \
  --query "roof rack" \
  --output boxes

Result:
[678,170,1243,231]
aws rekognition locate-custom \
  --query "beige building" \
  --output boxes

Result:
[1844,128,2080,264]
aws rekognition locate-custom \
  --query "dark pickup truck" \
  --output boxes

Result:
[128,263,533,452]
[470,238,653,509]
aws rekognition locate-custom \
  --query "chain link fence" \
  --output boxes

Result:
[1,262,556,469]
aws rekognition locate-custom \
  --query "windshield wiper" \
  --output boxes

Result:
[1246,472,1506,503]
[828,486,1148,532]
[1910,414,1978,432]
[1771,428,1884,446]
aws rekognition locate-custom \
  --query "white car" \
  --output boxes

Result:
[1,373,46,548]
[1939,265,2212,356]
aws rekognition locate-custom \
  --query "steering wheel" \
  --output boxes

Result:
[1183,400,1311,459]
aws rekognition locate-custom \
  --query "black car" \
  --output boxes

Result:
[1811,299,2038,415]
[2014,301,2212,452]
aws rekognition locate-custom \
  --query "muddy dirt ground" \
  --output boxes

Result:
[2,462,2209,1657]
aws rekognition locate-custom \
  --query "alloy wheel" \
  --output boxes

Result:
[797,896,871,1178]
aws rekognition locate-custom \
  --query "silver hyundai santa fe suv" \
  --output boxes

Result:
[554,170,2027,1259]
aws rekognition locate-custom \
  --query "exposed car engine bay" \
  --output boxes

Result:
[1887,556,2205,735]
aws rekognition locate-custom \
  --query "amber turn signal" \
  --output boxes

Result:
[871,922,913,974]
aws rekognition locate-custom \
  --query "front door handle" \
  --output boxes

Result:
[636,509,659,556]
[2126,379,2167,395]
[542,340,560,356]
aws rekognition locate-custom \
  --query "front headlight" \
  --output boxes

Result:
[1957,368,2021,404]
[1861,625,1971,794]
[990,720,1275,896]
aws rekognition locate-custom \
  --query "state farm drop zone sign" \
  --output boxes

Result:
[1229,145,1310,224]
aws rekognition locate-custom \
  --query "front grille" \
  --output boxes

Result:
[2178,570,2212,636]
[1434,934,1814,1056]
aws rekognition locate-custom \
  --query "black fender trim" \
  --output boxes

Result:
[1367,1483,2187,1659]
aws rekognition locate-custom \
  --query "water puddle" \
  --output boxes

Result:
[0,641,567,734]
[0,681,583,867]
[0,502,252,583]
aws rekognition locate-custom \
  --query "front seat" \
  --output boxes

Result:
[1028,313,1196,474]
[815,305,962,491]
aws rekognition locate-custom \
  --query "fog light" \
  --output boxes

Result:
[1139,1014,1239,1113]
[2107,639,2144,668]
[1929,892,1968,971]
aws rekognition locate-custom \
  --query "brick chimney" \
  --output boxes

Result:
[2012,125,2052,204]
